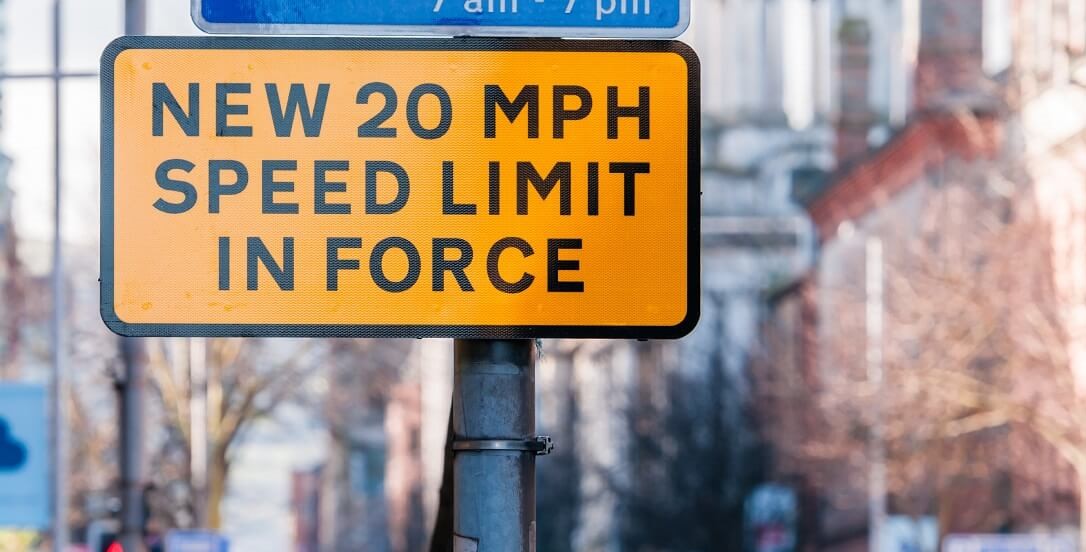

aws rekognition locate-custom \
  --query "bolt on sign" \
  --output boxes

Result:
[101,37,699,339]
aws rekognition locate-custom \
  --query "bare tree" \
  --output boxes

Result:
[144,337,324,530]
[756,155,1086,541]
[616,339,751,551]
[0,213,24,379]
[321,339,417,552]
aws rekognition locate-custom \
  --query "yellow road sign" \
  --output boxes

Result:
[101,37,699,338]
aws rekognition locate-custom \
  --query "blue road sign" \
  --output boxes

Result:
[0,384,49,529]
[193,0,689,38]
[166,530,229,552]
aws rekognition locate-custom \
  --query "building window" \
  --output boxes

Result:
[983,0,1013,76]
[348,446,386,498]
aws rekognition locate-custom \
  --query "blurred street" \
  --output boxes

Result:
[2,0,1086,551]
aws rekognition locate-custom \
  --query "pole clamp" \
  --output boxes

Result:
[452,436,554,456]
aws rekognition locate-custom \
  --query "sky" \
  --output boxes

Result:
[4,1,325,549]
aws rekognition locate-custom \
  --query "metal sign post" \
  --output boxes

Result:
[118,338,146,552]
[450,340,549,551]
[50,3,67,550]
[119,4,148,552]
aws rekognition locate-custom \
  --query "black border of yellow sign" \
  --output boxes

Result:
[100,36,700,339]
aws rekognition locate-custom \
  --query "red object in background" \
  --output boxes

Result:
[105,543,123,552]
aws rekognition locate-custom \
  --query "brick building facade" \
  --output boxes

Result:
[758,0,1086,548]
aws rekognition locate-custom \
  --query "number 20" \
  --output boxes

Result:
[356,82,453,140]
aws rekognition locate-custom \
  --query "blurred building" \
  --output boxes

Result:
[536,0,828,550]
[315,339,442,552]
[759,0,1086,549]
[302,1,1079,551]
[316,0,829,550]
[290,466,322,552]
[293,0,809,546]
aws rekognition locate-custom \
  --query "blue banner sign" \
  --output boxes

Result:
[193,0,689,38]
[0,385,49,529]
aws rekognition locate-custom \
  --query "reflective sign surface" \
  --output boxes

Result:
[101,37,699,338]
